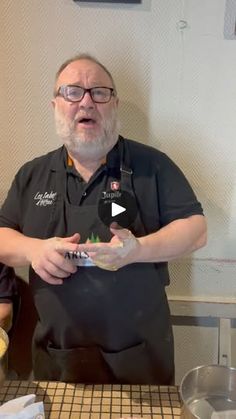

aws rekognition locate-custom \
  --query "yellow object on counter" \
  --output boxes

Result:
[0,327,8,385]
[0,337,7,358]
[0,327,8,358]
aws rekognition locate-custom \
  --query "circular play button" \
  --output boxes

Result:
[98,190,137,228]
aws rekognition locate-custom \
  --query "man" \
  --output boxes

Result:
[0,54,207,384]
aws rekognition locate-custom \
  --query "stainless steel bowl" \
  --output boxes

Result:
[180,364,236,418]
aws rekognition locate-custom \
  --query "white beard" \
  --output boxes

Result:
[55,107,120,162]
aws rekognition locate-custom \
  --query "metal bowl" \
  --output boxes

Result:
[180,364,236,418]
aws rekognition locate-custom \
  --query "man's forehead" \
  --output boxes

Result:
[57,59,112,86]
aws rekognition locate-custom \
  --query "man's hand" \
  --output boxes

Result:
[76,227,139,271]
[75,215,207,270]
[29,233,80,284]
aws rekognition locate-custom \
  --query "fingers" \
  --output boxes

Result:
[31,265,64,285]
[76,228,131,254]
[63,233,80,244]
[76,229,135,257]
[54,236,80,254]
[110,222,123,230]
[32,252,77,284]
[48,252,77,275]
[76,228,139,271]
[44,239,79,273]
[31,230,137,278]
[111,228,137,258]
[110,226,132,241]
[30,235,80,285]
[76,242,110,254]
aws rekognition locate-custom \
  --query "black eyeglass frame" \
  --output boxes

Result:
[55,85,116,103]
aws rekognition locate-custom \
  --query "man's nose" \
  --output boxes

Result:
[79,91,95,108]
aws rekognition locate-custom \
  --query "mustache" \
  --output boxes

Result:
[54,106,119,141]
[74,112,98,123]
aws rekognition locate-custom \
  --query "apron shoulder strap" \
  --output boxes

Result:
[119,138,133,191]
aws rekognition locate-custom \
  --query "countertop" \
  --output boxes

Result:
[0,381,181,418]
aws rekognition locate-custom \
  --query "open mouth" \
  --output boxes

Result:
[77,117,96,126]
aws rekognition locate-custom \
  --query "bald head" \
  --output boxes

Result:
[54,54,116,97]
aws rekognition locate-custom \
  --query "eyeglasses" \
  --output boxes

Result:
[55,85,116,104]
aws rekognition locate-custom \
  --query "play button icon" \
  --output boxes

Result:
[98,189,137,228]
[112,202,126,217]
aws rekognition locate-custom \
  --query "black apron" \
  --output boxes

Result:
[30,139,174,384]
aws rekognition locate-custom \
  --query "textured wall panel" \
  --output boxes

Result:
[173,325,218,384]
[0,0,236,298]
[232,329,236,367]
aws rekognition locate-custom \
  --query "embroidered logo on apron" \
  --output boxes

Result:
[110,180,120,191]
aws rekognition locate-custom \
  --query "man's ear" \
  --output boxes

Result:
[51,99,56,109]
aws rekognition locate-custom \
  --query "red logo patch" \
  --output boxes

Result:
[110,181,120,191]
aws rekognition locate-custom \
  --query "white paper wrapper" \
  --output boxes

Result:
[0,394,44,418]
[66,251,95,266]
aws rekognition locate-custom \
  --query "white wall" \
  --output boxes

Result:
[0,0,235,301]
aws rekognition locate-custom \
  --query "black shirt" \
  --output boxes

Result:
[0,136,203,239]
